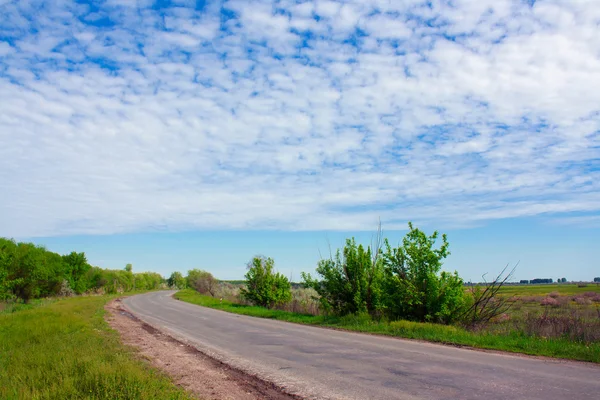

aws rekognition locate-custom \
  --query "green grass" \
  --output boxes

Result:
[0,298,59,315]
[175,289,600,364]
[497,283,600,296]
[0,295,193,400]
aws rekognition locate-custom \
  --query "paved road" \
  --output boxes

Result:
[124,291,600,400]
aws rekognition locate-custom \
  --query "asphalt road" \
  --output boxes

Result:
[124,291,600,400]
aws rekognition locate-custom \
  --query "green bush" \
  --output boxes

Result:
[302,223,468,324]
[302,238,384,316]
[240,256,291,308]
[167,271,186,289]
[382,222,466,323]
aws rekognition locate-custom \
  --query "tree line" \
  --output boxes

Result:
[0,238,163,302]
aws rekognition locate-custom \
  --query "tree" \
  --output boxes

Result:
[187,269,218,296]
[302,238,384,316]
[241,256,291,308]
[167,271,186,289]
[62,252,91,294]
[125,263,133,273]
[4,241,64,302]
[381,222,466,323]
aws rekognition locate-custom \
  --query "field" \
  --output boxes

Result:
[176,283,600,363]
[0,295,192,400]
[497,283,600,296]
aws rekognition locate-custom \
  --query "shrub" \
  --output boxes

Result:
[167,271,186,289]
[524,309,600,343]
[460,265,516,328]
[549,291,560,298]
[302,238,384,316]
[240,256,291,309]
[540,297,559,307]
[381,223,466,324]
[58,280,75,297]
[574,297,592,306]
[187,269,217,296]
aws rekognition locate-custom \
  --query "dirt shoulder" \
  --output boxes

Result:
[105,298,300,400]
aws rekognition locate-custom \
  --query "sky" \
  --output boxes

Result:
[1,0,599,281]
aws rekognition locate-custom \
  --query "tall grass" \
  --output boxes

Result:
[175,289,600,363]
[0,295,192,400]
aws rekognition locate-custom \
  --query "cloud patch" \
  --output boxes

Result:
[1,0,599,237]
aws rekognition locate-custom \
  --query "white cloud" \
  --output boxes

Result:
[0,0,599,237]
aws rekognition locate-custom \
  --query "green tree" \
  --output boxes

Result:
[167,271,186,289]
[125,263,133,273]
[4,242,64,302]
[241,256,291,308]
[0,239,16,300]
[186,269,217,296]
[302,238,384,316]
[62,252,91,294]
[382,222,466,323]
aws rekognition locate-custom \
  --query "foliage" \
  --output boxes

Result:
[167,271,186,289]
[0,237,165,301]
[240,256,291,308]
[0,295,192,399]
[0,239,65,303]
[186,269,218,296]
[302,223,467,324]
[302,238,384,316]
[62,251,91,294]
[381,222,466,324]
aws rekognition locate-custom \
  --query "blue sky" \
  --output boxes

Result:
[1,0,599,281]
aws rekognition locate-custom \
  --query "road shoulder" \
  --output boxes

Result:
[105,298,299,400]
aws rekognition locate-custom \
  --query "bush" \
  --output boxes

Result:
[187,269,218,296]
[302,223,468,324]
[574,297,592,306]
[540,297,559,307]
[240,256,291,309]
[381,223,466,324]
[302,238,384,316]
[167,271,186,289]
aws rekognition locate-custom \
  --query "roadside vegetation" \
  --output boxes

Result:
[173,223,600,363]
[0,238,164,305]
[0,294,192,400]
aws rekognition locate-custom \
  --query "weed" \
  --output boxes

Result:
[0,295,192,400]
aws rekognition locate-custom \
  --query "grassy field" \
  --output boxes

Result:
[0,295,193,400]
[497,283,600,296]
[175,289,600,364]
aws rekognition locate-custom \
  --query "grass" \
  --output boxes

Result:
[0,297,59,315]
[0,294,193,400]
[497,283,600,296]
[175,289,600,364]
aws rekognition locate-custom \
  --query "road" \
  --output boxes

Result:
[124,291,600,400]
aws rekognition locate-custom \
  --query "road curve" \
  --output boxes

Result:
[124,291,599,400]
